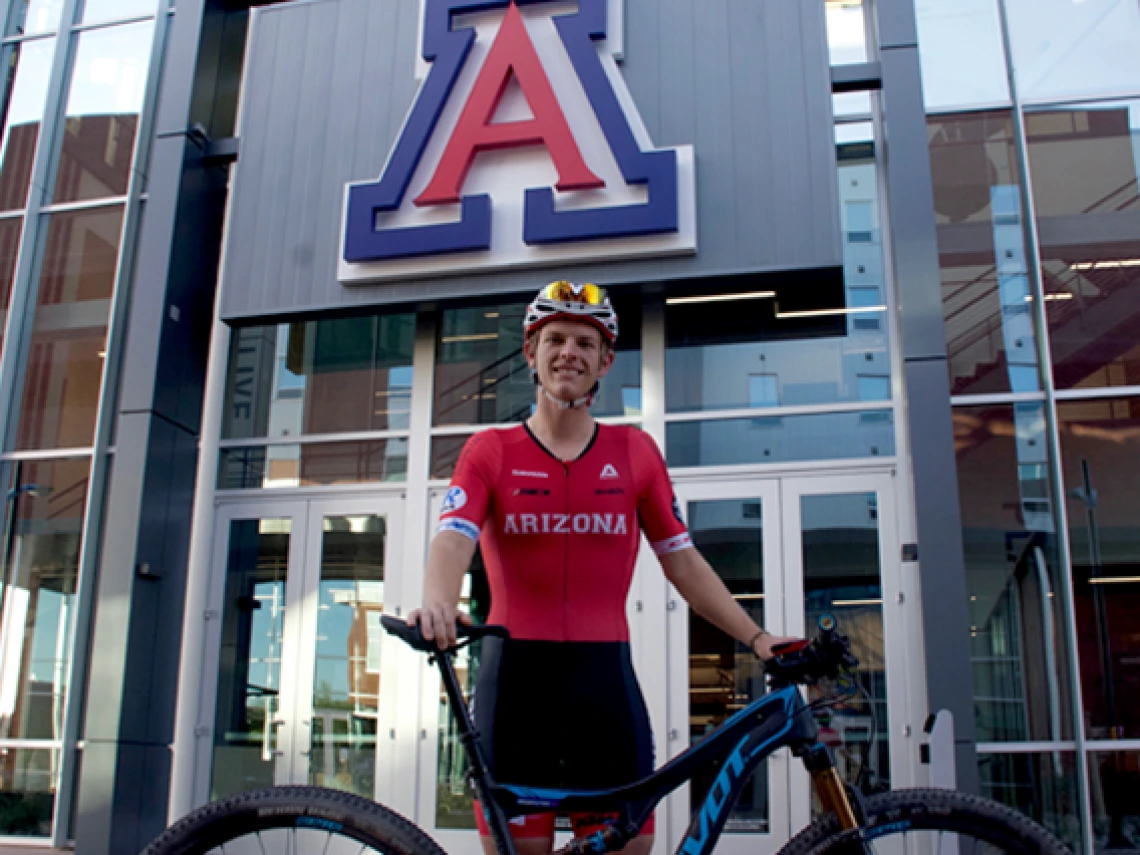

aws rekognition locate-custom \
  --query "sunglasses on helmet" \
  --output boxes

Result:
[540,280,608,306]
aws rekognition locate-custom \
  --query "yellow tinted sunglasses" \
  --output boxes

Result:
[541,280,607,306]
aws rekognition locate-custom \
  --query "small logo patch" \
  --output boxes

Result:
[441,486,467,514]
[595,488,625,495]
[600,463,620,479]
[512,469,550,479]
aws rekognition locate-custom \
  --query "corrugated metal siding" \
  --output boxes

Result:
[220,0,840,320]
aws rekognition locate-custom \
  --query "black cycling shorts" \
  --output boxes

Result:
[473,637,654,790]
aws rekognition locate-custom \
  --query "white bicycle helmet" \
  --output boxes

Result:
[523,280,618,345]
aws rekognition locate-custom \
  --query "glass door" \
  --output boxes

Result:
[780,473,906,837]
[203,495,404,807]
[666,480,788,855]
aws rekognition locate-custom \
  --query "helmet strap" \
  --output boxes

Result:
[532,369,598,409]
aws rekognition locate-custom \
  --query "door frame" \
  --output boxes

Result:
[664,465,913,851]
[666,479,787,855]
[190,491,406,809]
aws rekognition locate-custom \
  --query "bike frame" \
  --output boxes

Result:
[434,648,854,855]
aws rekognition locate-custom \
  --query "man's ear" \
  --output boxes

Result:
[523,334,537,368]
[597,343,616,378]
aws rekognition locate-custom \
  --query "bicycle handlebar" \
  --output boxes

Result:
[380,614,509,653]
[763,614,860,688]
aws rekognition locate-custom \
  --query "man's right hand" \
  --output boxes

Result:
[405,603,472,650]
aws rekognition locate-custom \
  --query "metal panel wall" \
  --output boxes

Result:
[219,0,841,320]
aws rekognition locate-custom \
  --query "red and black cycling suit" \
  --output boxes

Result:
[438,423,691,839]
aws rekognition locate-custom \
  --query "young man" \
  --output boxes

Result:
[411,281,795,855]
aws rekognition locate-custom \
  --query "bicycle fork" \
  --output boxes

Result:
[797,742,861,831]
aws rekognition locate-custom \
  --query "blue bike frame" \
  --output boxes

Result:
[434,648,826,855]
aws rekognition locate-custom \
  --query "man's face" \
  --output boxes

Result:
[525,319,614,402]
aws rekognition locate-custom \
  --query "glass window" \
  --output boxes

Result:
[52,21,154,204]
[1024,102,1140,391]
[914,0,1010,111]
[430,433,473,481]
[0,217,22,355]
[5,0,63,36]
[434,296,641,426]
[217,440,409,489]
[0,458,89,744]
[825,0,867,66]
[978,752,1082,852]
[14,206,122,451]
[221,314,416,440]
[1088,752,1140,852]
[0,37,55,211]
[666,410,894,468]
[667,151,889,412]
[0,747,57,837]
[1057,400,1140,740]
[954,403,1075,742]
[930,111,1043,396]
[1006,0,1140,103]
[80,0,158,25]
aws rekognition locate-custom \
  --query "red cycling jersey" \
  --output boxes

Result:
[438,423,692,642]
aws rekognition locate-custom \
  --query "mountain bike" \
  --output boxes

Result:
[143,615,1071,855]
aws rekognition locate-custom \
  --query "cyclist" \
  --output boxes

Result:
[410,281,796,855]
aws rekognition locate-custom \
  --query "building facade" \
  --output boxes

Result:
[0,0,1135,853]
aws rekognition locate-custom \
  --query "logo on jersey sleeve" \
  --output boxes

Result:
[340,0,696,283]
[599,463,620,480]
[441,486,468,514]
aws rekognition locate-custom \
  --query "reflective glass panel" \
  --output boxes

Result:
[5,0,62,36]
[915,0,1009,111]
[801,493,889,798]
[666,411,894,468]
[435,549,489,830]
[309,514,385,798]
[52,21,153,204]
[978,751,1082,852]
[217,440,408,489]
[222,314,416,439]
[825,0,867,66]
[0,458,88,742]
[0,217,21,356]
[1088,752,1140,852]
[931,111,1042,395]
[0,747,57,837]
[14,206,122,451]
[1007,0,1140,102]
[955,404,1075,741]
[687,499,769,831]
[666,151,889,412]
[434,297,640,426]
[0,37,55,211]
[81,0,158,25]
[1058,400,1140,739]
[430,434,473,481]
[211,518,289,800]
[1024,103,1140,390]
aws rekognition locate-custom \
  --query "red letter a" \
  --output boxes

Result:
[415,2,603,206]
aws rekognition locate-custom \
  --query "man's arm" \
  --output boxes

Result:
[658,547,796,660]
[409,530,478,649]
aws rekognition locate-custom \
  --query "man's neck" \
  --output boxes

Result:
[527,398,597,462]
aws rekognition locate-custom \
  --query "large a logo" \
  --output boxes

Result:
[341,0,696,282]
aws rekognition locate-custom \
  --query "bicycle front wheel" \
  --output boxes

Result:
[142,786,451,855]
[779,788,1072,855]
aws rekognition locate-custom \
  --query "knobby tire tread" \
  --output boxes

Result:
[141,785,450,855]
[778,788,1072,855]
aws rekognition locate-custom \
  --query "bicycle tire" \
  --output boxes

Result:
[141,785,451,855]
[778,788,1072,855]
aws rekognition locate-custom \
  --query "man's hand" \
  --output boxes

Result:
[752,633,803,662]
[406,602,473,650]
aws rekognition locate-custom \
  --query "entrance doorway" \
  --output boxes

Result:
[198,495,404,807]
[666,472,908,855]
